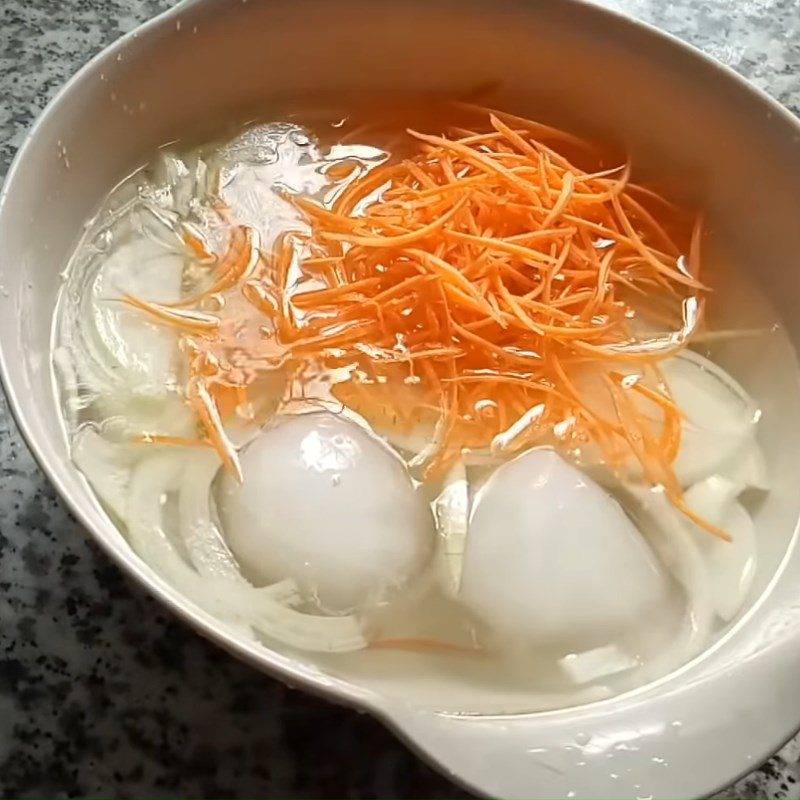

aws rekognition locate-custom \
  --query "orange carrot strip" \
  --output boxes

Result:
[121,295,219,335]
[408,129,545,206]
[445,229,558,267]
[187,377,242,482]
[321,195,469,248]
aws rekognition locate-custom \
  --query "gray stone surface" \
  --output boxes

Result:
[0,0,799,796]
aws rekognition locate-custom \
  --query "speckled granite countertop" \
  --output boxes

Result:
[1,0,800,797]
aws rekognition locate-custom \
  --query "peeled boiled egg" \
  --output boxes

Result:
[217,412,434,613]
[458,448,671,650]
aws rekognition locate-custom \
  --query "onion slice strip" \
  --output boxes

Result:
[118,447,367,652]
[623,484,714,677]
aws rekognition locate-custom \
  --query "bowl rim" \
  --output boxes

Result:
[2,0,800,797]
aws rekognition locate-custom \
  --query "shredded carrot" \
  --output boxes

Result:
[121,295,220,335]
[122,104,718,536]
[187,377,243,482]
[183,227,215,262]
[169,226,260,308]
[284,107,712,533]
[669,492,732,542]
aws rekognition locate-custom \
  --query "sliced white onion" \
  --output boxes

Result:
[53,345,82,432]
[96,395,196,442]
[72,426,138,520]
[62,234,185,416]
[560,645,639,685]
[723,436,769,493]
[69,433,367,652]
[249,603,366,653]
[623,485,714,673]
[149,151,210,218]
[571,350,763,491]
[169,447,367,651]
[432,460,469,597]
[661,350,760,487]
[126,449,202,590]
[178,449,248,583]
[683,474,741,524]
[684,476,757,622]
[55,160,206,445]
[91,238,184,381]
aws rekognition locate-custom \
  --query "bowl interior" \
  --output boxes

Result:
[4,0,800,745]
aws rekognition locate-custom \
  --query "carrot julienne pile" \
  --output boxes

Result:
[124,104,727,540]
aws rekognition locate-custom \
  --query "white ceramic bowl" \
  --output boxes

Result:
[3,1,800,796]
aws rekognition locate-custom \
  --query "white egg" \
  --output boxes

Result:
[459,449,671,650]
[217,412,434,613]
